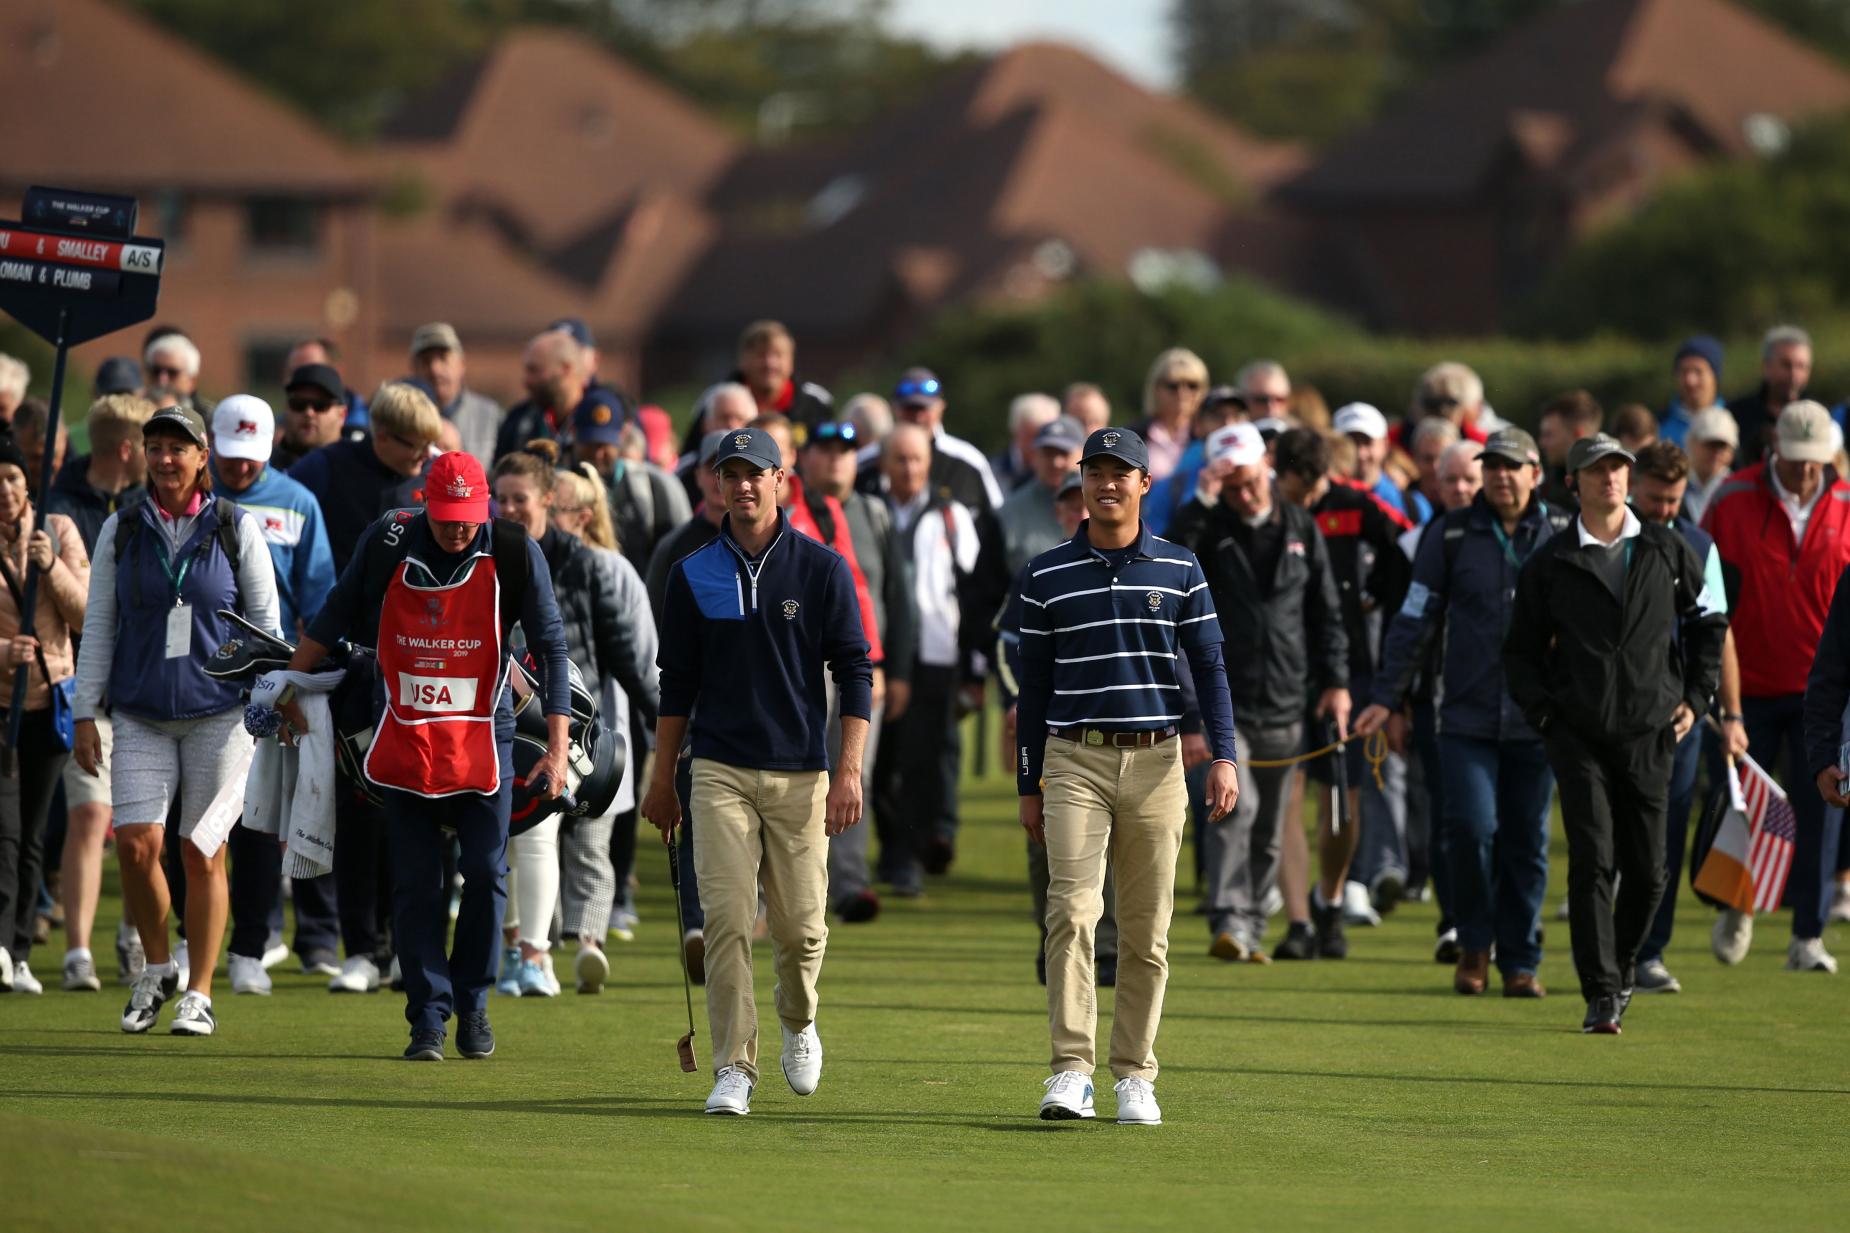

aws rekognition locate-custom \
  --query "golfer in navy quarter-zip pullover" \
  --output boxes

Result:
[645,425,871,1116]
[1018,427,1238,1127]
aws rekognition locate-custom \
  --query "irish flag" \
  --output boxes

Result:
[1694,755,1798,914]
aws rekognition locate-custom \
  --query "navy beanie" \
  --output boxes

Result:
[1674,335,1724,381]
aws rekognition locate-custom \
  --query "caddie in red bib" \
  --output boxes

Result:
[281,448,575,1062]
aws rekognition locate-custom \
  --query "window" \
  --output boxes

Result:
[243,338,300,395]
[152,190,190,249]
[245,198,319,256]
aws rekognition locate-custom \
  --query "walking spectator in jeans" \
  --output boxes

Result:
[1359,428,1563,998]
[0,439,88,995]
[1703,400,1850,973]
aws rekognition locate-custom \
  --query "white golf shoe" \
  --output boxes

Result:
[1039,1070,1096,1121]
[1712,909,1752,965]
[229,954,272,995]
[1786,937,1839,974]
[1114,1076,1162,1126]
[329,955,381,993]
[705,1066,754,1116]
[781,1023,822,1096]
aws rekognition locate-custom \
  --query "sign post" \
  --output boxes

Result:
[0,187,164,770]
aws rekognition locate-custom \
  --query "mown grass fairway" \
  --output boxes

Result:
[3,765,1845,1232]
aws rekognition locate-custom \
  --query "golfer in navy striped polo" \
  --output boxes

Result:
[1017,426,1239,1126]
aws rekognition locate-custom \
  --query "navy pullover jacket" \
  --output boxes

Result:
[657,510,872,771]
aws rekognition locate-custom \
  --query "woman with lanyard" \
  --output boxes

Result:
[490,444,654,999]
[73,404,279,1035]
[550,461,658,980]
[1357,427,1568,999]
[0,438,89,995]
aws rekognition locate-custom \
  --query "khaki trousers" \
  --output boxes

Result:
[690,758,830,1083]
[1043,734,1187,1082]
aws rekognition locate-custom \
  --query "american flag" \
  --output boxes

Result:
[1739,758,1798,914]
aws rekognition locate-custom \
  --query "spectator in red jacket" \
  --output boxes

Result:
[1703,400,1849,974]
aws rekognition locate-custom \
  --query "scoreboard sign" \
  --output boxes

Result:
[0,186,164,765]
[0,186,164,346]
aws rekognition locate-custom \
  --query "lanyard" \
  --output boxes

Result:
[155,540,192,605]
[1490,500,1549,569]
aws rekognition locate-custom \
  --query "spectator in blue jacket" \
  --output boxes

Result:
[1659,335,1727,450]
[1357,427,1567,1000]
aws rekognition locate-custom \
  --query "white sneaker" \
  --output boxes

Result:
[574,943,608,994]
[1039,1070,1096,1121]
[174,940,190,988]
[121,965,178,1033]
[1341,881,1381,927]
[329,955,381,993]
[63,950,102,992]
[781,1023,822,1096]
[229,954,273,995]
[1786,937,1839,974]
[1114,1076,1162,1126]
[261,937,290,970]
[541,952,562,996]
[1829,882,1850,924]
[0,946,13,992]
[1712,909,1753,965]
[169,991,217,1036]
[705,1066,754,1116]
[12,959,43,995]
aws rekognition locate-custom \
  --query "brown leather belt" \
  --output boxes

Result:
[1048,725,1178,749]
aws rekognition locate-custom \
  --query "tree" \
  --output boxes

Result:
[1519,116,1850,341]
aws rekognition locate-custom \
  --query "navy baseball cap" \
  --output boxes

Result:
[548,317,595,349]
[93,356,141,398]
[894,367,943,408]
[573,397,624,446]
[1035,415,1085,453]
[1056,469,1083,499]
[1080,426,1148,472]
[710,425,782,472]
[698,429,730,468]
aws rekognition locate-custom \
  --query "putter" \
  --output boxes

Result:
[1327,720,1344,837]
[666,832,699,1073]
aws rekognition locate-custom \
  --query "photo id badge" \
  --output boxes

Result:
[165,604,192,659]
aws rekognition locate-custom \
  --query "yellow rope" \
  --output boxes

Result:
[1244,729,1391,791]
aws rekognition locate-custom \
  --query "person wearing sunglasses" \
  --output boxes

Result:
[878,367,1003,511]
[1133,348,1210,483]
[142,332,210,418]
[274,363,355,471]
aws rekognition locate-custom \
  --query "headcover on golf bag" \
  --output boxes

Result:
[509,649,623,829]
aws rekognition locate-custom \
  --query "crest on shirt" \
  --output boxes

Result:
[421,597,445,630]
[781,599,800,620]
[1145,591,1162,611]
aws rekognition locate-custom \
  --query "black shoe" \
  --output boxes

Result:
[404,1027,445,1061]
[1272,922,1318,961]
[1311,895,1348,960]
[921,837,955,877]
[1434,930,1460,965]
[1617,986,1635,1021]
[1095,955,1117,987]
[1582,996,1622,1035]
[457,1010,495,1058]
[1036,949,1047,986]
[835,891,881,924]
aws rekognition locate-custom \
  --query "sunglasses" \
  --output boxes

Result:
[811,421,859,445]
[287,397,336,414]
[894,378,942,400]
[1162,379,1203,392]
[147,363,185,380]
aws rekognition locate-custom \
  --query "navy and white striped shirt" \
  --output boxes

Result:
[1016,522,1236,793]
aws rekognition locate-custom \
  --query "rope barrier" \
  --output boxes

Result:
[1243,728,1391,791]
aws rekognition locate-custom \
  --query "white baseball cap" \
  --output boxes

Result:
[1333,402,1389,440]
[211,394,275,463]
[1205,422,1266,468]
[1777,400,1836,464]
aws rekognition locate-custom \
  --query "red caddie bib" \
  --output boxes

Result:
[364,549,504,798]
